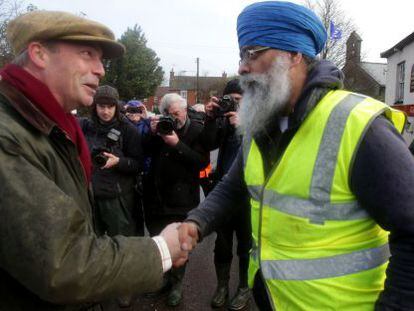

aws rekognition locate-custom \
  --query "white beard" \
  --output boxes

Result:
[238,55,292,136]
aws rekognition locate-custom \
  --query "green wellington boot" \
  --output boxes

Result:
[166,281,183,307]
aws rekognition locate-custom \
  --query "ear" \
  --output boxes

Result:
[290,52,303,68]
[26,42,49,69]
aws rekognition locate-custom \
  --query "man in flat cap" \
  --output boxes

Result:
[179,1,414,310]
[0,11,187,310]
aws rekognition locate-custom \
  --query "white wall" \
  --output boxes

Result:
[384,42,414,105]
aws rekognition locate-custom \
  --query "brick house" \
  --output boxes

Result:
[143,70,230,112]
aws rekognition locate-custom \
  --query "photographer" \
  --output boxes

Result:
[145,93,209,307]
[202,79,252,310]
[80,86,144,239]
[125,100,151,138]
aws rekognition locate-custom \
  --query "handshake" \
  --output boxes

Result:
[160,222,200,268]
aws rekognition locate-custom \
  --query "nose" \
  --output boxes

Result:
[238,61,250,75]
[93,59,105,79]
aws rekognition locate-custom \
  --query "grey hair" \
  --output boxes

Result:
[303,55,317,73]
[159,93,187,115]
[11,41,60,67]
[11,50,30,66]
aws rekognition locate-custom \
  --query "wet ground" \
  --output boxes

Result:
[102,233,256,311]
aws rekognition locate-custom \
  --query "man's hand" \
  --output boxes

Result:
[161,131,179,146]
[225,111,240,127]
[160,222,189,267]
[101,152,119,169]
[178,222,199,252]
[205,96,220,117]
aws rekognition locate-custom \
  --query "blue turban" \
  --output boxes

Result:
[237,1,327,58]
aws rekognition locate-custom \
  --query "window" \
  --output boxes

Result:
[410,64,414,93]
[396,61,405,103]
[180,90,188,100]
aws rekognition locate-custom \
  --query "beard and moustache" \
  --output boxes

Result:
[238,54,292,136]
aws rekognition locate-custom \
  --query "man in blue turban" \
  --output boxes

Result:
[179,2,414,310]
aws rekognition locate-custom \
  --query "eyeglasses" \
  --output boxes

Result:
[239,46,271,64]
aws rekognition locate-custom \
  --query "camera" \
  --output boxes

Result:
[156,115,176,135]
[91,128,121,167]
[215,95,238,117]
[126,106,144,114]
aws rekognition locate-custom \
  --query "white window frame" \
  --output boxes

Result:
[396,61,405,103]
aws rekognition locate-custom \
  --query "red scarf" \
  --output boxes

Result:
[0,64,92,183]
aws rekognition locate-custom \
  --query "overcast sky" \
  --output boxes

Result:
[29,0,414,83]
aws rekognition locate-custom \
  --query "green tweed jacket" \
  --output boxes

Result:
[0,79,163,310]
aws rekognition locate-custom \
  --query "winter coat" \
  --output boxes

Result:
[144,118,209,217]
[0,80,163,311]
[80,116,142,199]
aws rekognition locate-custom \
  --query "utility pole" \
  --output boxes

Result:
[196,57,200,104]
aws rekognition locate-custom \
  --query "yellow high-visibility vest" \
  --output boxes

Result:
[243,90,406,310]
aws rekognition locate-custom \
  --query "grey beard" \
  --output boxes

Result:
[237,56,292,137]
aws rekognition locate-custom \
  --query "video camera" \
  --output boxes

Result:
[214,95,239,117]
[91,128,121,167]
[156,115,176,135]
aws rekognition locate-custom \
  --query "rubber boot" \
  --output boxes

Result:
[228,287,250,310]
[228,255,251,310]
[211,262,231,308]
[167,265,185,307]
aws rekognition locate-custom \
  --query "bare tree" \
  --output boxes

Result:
[0,0,36,67]
[304,0,356,68]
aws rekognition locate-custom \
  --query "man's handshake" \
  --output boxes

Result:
[158,222,200,270]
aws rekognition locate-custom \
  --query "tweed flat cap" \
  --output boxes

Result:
[7,10,125,59]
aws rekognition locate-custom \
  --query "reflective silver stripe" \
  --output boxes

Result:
[262,244,390,281]
[247,184,261,201]
[308,94,366,222]
[246,94,370,223]
[247,185,368,221]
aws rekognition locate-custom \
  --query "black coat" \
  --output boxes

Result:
[144,118,209,217]
[80,116,143,199]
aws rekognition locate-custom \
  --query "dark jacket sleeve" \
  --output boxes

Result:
[350,116,414,311]
[117,122,143,174]
[186,149,249,237]
[201,116,227,151]
[170,123,209,169]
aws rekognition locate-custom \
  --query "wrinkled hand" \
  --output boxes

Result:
[160,222,189,267]
[225,111,239,127]
[205,97,220,117]
[161,131,179,146]
[178,222,199,253]
[101,152,119,169]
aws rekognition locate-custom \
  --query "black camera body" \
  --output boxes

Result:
[156,115,176,135]
[91,128,121,167]
[215,95,238,117]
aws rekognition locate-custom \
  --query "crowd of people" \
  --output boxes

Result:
[77,78,249,308]
[1,1,414,311]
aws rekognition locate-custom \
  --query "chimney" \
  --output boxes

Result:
[169,69,175,87]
